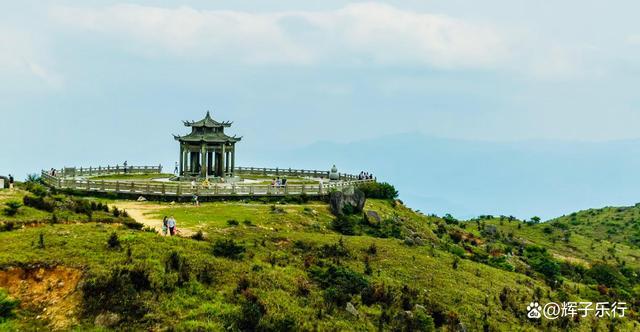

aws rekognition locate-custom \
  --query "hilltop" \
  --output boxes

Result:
[0,178,639,331]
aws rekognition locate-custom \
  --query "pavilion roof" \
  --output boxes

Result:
[173,132,242,144]
[183,111,232,128]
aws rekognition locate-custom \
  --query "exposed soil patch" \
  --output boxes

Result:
[113,201,195,237]
[0,266,82,330]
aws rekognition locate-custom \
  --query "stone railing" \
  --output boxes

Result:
[50,165,162,178]
[41,165,374,198]
[234,166,359,180]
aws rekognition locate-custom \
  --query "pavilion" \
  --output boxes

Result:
[174,111,241,178]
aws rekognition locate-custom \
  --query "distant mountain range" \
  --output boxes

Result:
[243,133,640,220]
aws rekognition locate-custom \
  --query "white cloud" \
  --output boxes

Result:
[0,26,63,88]
[50,3,508,69]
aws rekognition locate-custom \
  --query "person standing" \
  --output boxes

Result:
[174,162,179,175]
[167,216,176,236]
[8,174,14,190]
[162,216,168,236]
[123,160,128,174]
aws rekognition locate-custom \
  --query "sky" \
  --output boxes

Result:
[3,1,640,219]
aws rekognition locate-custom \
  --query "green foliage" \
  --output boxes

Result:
[0,289,18,322]
[358,182,398,200]
[227,219,239,226]
[107,232,120,249]
[309,264,369,306]
[524,245,560,282]
[22,195,55,212]
[2,201,21,217]
[212,239,246,259]
[191,230,205,241]
[586,263,628,288]
[330,215,356,235]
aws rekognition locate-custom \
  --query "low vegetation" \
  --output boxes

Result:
[0,178,639,330]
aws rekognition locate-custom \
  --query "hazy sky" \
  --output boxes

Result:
[3,1,640,183]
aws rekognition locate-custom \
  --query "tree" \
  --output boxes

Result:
[530,216,541,224]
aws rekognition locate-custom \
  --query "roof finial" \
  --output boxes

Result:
[206,110,211,118]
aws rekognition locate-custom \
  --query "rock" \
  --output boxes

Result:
[364,210,381,225]
[346,302,359,317]
[94,312,121,328]
[329,188,366,216]
[137,196,146,202]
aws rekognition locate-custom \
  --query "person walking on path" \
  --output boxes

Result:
[174,162,179,175]
[167,216,177,236]
[162,216,169,236]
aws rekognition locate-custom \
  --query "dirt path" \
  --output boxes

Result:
[112,201,195,237]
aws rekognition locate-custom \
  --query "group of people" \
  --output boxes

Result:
[358,171,374,180]
[48,168,57,176]
[271,177,288,187]
[162,216,178,236]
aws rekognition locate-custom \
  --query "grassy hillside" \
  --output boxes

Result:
[0,181,639,331]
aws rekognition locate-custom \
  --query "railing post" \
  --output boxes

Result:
[131,182,135,193]
[89,166,92,176]
[161,183,166,195]
[115,181,120,193]
[86,180,90,191]
[146,183,150,194]
[301,184,305,194]
[177,184,181,196]
[101,180,105,191]
[232,184,236,195]
[249,185,253,195]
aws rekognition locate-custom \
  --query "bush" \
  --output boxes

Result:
[2,201,21,217]
[358,182,398,200]
[191,230,205,241]
[309,264,369,307]
[0,289,18,322]
[227,219,239,226]
[22,195,54,212]
[122,219,144,230]
[331,216,356,235]
[212,239,246,259]
[165,251,191,286]
[108,232,121,249]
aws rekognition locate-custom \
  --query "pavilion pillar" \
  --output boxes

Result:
[231,145,235,175]
[200,143,206,177]
[225,150,230,174]
[179,145,184,176]
[221,144,226,177]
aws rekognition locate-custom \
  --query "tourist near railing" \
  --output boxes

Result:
[41,165,374,198]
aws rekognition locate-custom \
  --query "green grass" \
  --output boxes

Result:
[1,188,639,330]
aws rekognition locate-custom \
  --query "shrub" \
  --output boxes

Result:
[309,264,369,307]
[22,195,54,212]
[586,263,628,288]
[212,239,246,259]
[165,251,191,286]
[319,238,350,258]
[524,246,560,282]
[191,230,205,241]
[358,182,398,199]
[108,232,120,249]
[330,216,356,235]
[122,219,144,230]
[81,266,151,322]
[0,289,18,322]
[2,201,21,216]
[227,219,239,226]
